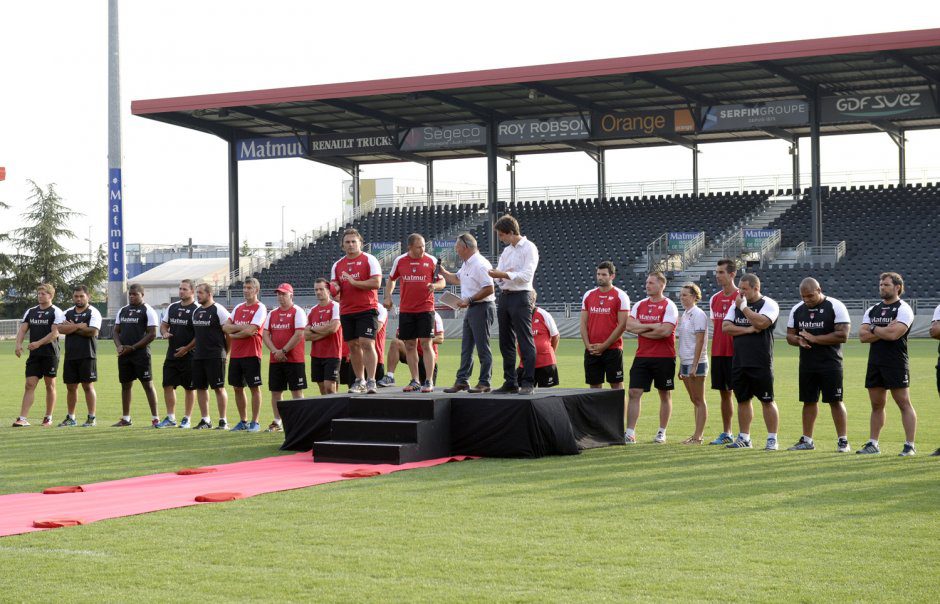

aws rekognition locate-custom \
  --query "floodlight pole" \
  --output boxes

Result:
[791,138,800,195]
[691,144,699,197]
[486,120,498,256]
[351,163,360,212]
[596,149,606,200]
[809,91,823,246]
[228,141,240,275]
[106,0,126,317]
[509,155,517,205]
[426,160,434,207]
[897,128,906,187]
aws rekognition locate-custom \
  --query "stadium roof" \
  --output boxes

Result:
[132,28,940,165]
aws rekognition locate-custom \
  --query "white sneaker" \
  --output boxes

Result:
[764,437,778,451]
[348,380,366,394]
[836,438,851,453]
[653,431,666,444]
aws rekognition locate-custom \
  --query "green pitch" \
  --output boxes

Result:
[1,339,938,602]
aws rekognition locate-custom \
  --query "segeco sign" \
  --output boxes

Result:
[821,88,939,122]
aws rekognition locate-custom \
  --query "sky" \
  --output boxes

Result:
[1,0,939,255]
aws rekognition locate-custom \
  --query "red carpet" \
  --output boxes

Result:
[0,453,475,538]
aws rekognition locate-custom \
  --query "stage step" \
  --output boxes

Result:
[314,396,451,464]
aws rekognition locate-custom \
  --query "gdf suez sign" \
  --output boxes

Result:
[822,88,939,122]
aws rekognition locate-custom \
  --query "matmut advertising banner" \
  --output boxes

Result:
[701,100,808,131]
[591,108,694,139]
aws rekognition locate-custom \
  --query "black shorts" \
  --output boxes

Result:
[584,349,624,385]
[311,357,341,384]
[25,355,58,378]
[162,357,194,390]
[398,311,435,340]
[711,356,733,391]
[339,358,355,387]
[228,356,263,388]
[799,368,843,403]
[864,364,910,390]
[269,362,307,392]
[118,352,152,383]
[63,358,97,384]
[936,362,939,396]
[192,358,226,390]
[340,310,378,341]
[518,364,558,388]
[732,366,774,403]
[629,357,676,392]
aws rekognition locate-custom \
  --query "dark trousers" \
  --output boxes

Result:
[497,291,536,387]
[456,301,496,386]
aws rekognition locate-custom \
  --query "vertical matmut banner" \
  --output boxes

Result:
[108,168,124,281]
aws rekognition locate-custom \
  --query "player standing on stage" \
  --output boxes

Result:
[520,294,560,388]
[581,262,630,394]
[625,272,678,444]
[112,283,161,427]
[223,278,267,431]
[157,279,199,428]
[721,274,780,451]
[488,215,540,395]
[383,311,445,387]
[858,272,918,456]
[262,283,307,433]
[930,303,940,456]
[331,228,382,394]
[785,278,851,452]
[306,278,342,396]
[438,232,496,394]
[13,284,65,427]
[707,259,738,445]
[57,285,102,427]
[385,233,446,393]
[191,283,231,430]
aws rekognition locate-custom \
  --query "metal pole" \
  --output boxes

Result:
[280,205,285,255]
[351,164,360,211]
[596,149,606,200]
[426,160,434,207]
[810,93,822,246]
[228,141,239,274]
[691,144,699,197]
[791,138,800,196]
[486,120,498,256]
[106,0,126,317]
[898,128,906,187]
[509,154,517,205]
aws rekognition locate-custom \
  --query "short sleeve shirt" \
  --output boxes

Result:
[863,299,914,369]
[331,252,382,315]
[192,303,231,360]
[631,297,679,358]
[116,303,160,357]
[162,301,197,359]
[724,296,779,368]
[709,290,738,357]
[64,305,102,360]
[531,307,559,368]
[228,302,267,359]
[389,253,438,313]
[677,305,708,365]
[581,287,630,350]
[22,305,66,358]
[787,297,851,370]
[308,301,342,360]
[263,304,307,363]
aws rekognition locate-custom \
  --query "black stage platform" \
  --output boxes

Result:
[278,389,625,463]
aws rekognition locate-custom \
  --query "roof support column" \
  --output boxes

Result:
[898,128,906,187]
[791,138,800,196]
[691,144,699,197]
[596,149,606,200]
[509,155,517,205]
[486,120,499,256]
[426,160,434,207]
[809,92,823,246]
[350,163,360,214]
[227,140,239,275]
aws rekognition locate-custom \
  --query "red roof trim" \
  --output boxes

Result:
[132,28,940,115]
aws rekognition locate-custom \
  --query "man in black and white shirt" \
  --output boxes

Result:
[56,285,102,427]
[191,283,231,430]
[113,283,161,427]
[858,272,918,456]
[785,278,851,452]
[13,283,65,427]
[721,274,780,451]
[156,279,200,429]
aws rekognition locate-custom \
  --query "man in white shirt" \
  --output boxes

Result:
[439,232,496,393]
[488,215,540,395]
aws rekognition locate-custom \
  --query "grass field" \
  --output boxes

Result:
[1,338,939,602]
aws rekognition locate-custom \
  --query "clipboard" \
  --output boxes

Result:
[438,291,463,310]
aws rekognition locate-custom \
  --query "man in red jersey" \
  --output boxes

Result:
[222,277,267,431]
[707,258,739,445]
[261,283,307,433]
[306,278,343,396]
[330,228,383,394]
[625,272,679,444]
[580,261,630,392]
[519,293,560,388]
[384,233,446,393]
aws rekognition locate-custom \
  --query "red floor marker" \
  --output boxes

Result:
[42,486,84,494]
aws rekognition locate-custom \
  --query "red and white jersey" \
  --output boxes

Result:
[520,307,559,369]
[263,304,307,364]
[581,287,631,350]
[228,302,267,359]
[710,289,739,357]
[389,253,438,313]
[631,296,679,358]
[308,301,342,360]
[376,305,388,365]
[417,312,445,357]
[331,252,382,315]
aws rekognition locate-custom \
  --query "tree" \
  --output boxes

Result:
[240,239,252,258]
[0,181,107,311]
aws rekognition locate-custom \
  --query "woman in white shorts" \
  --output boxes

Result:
[676,283,708,444]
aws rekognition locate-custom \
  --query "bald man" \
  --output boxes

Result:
[785,278,851,452]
